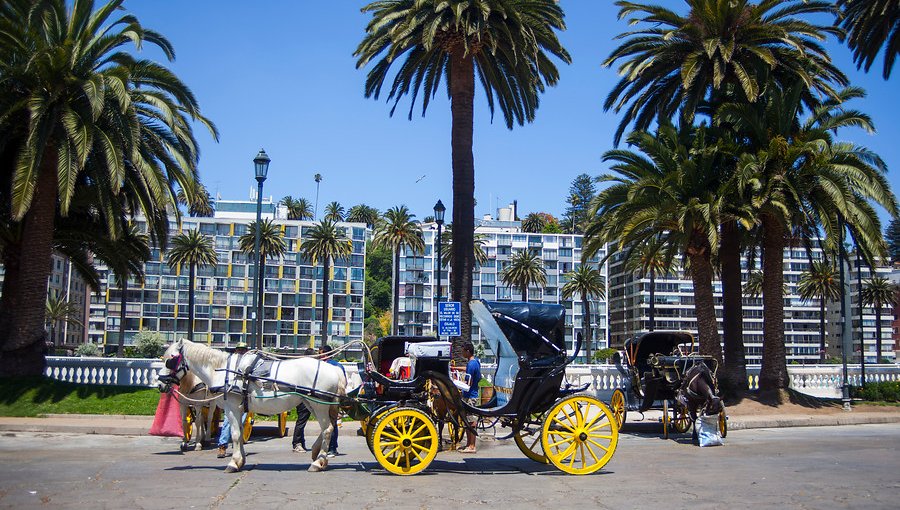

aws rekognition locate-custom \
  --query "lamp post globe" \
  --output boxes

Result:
[433,200,445,337]
[251,149,270,349]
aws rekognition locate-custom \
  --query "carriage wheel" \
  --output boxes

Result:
[242,412,254,442]
[514,422,548,464]
[718,408,728,438]
[541,395,619,475]
[672,404,692,434]
[610,389,627,430]
[476,415,499,435]
[365,406,394,456]
[182,408,194,445]
[662,400,669,439]
[278,412,288,438]
[372,407,439,476]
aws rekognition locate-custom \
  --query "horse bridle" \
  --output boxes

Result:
[159,346,189,388]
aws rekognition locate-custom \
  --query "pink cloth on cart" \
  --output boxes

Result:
[149,389,183,437]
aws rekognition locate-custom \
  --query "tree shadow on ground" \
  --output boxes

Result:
[727,388,841,409]
[0,376,148,405]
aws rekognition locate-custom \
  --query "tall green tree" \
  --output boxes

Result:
[439,224,489,268]
[887,218,900,264]
[836,0,900,79]
[356,0,570,358]
[521,213,546,234]
[500,249,547,302]
[585,124,724,363]
[562,173,596,234]
[860,276,895,362]
[239,219,286,345]
[623,237,674,333]
[166,230,217,342]
[177,184,215,217]
[45,294,84,348]
[281,196,314,221]
[798,260,840,361]
[110,223,150,358]
[313,174,323,220]
[347,204,381,229]
[301,220,352,348]
[603,0,846,144]
[0,0,216,376]
[324,201,345,222]
[561,264,606,360]
[373,206,425,335]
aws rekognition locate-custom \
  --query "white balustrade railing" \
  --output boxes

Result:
[46,357,899,400]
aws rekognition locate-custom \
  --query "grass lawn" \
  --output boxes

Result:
[0,376,160,417]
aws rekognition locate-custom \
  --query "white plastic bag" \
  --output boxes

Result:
[695,414,723,447]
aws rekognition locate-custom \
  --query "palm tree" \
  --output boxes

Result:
[603,0,847,145]
[239,219,287,344]
[0,0,217,376]
[798,260,841,361]
[347,204,381,229]
[743,270,765,298]
[323,202,345,222]
[167,230,218,342]
[500,250,547,302]
[439,224,489,268]
[356,0,570,358]
[561,264,606,360]
[623,237,673,332]
[281,196,314,221]
[521,213,546,234]
[109,224,150,357]
[584,124,724,363]
[860,276,896,363]
[373,206,425,335]
[177,184,215,217]
[836,0,900,79]
[726,83,897,390]
[313,174,323,219]
[301,220,352,347]
[45,294,84,348]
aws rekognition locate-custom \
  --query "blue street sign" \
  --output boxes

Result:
[438,301,461,337]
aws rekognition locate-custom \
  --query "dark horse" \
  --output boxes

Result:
[676,362,723,425]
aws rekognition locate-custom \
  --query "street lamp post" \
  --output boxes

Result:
[251,149,270,350]
[838,215,852,411]
[433,200,445,338]
[856,246,866,388]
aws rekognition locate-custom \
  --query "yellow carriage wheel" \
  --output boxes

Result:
[278,412,288,438]
[662,399,670,439]
[673,405,692,433]
[514,424,548,464]
[372,407,439,476]
[541,395,619,475]
[609,389,627,430]
[365,406,394,455]
[182,409,194,443]
[242,412,254,442]
[718,408,728,438]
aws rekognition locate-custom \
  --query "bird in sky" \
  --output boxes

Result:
[415,174,427,183]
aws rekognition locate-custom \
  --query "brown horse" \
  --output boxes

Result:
[676,362,723,427]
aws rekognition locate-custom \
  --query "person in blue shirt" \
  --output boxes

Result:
[217,342,249,458]
[460,341,481,453]
[320,345,345,457]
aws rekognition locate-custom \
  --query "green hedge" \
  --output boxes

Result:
[851,381,900,402]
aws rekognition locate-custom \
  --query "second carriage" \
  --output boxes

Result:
[349,300,620,475]
[606,330,727,439]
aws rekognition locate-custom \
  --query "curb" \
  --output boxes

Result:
[728,413,900,430]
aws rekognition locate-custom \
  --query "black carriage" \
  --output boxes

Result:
[352,300,620,475]
[607,331,726,438]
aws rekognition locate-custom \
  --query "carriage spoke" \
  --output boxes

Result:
[574,403,585,429]
[588,433,614,440]
[550,416,575,432]
[586,421,611,433]
[380,431,402,442]
[585,441,601,463]
[548,437,572,448]
[587,438,610,452]
[383,445,402,459]
[410,436,433,444]
[410,423,427,437]
[584,409,605,430]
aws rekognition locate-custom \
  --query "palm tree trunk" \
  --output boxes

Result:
[117,277,128,357]
[759,215,789,391]
[686,247,723,364]
[648,269,656,332]
[582,296,592,362]
[258,257,266,343]
[521,285,527,302]
[0,157,57,376]
[392,246,399,335]
[720,220,747,392]
[448,48,476,362]
[187,263,196,341]
[819,298,827,362]
[321,257,331,348]
[875,305,883,363]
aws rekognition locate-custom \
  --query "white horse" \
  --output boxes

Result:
[176,371,221,451]
[158,339,346,473]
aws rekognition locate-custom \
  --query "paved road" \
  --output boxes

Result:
[0,424,897,509]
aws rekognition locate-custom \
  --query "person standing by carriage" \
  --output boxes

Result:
[217,342,249,458]
[292,348,317,453]
[319,345,345,457]
[459,341,481,453]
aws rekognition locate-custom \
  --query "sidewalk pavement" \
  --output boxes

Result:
[1,408,899,436]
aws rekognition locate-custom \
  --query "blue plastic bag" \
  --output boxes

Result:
[695,414,724,447]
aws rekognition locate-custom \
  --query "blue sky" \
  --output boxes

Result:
[127,1,899,226]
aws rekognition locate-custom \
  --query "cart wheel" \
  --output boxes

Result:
[610,389,627,430]
[372,407,439,476]
[476,415,499,435]
[278,412,288,438]
[718,408,728,438]
[242,412,254,442]
[662,400,669,439]
[514,423,548,464]
[182,408,194,445]
[541,395,619,475]
[365,406,394,456]
[673,404,692,433]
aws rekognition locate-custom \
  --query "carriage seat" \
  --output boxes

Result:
[389,356,413,380]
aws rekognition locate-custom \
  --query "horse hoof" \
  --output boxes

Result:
[224,465,239,473]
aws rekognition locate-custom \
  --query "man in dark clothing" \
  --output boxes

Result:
[291,348,317,453]
[320,345,345,457]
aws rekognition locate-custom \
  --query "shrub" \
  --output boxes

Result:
[851,381,900,402]
[592,348,618,363]
[74,343,101,357]
[132,330,166,358]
